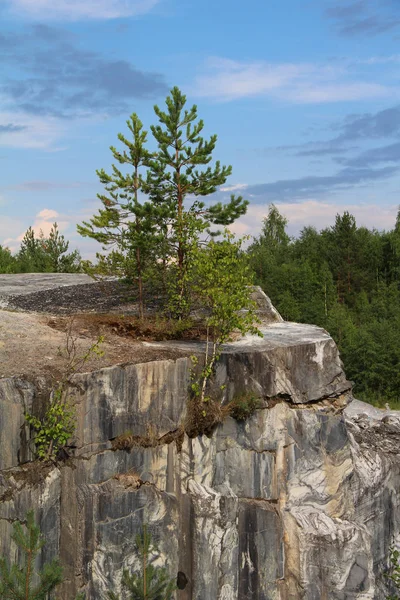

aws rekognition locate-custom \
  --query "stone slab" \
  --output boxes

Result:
[0,273,94,298]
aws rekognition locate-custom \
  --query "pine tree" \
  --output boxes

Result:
[322,211,358,303]
[0,245,17,273]
[77,114,159,318]
[18,227,48,272]
[107,525,175,600]
[248,204,291,300]
[0,511,63,600]
[146,86,248,316]
[17,224,80,273]
[44,222,80,272]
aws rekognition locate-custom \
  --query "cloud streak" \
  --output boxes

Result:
[339,142,400,168]
[230,201,399,240]
[325,0,400,37]
[0,24,168,148]
[229,166,399,203]
[272,104,400,161]
[2,180,91,191]
[0,123,26,134]
[6,0,160,21]
[192,57,391,103]
[0,111,64,148]
[0,25,168,119]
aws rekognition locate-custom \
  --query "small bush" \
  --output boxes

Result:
[226,393,263,422]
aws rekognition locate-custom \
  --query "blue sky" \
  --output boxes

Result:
[1,0,400,256]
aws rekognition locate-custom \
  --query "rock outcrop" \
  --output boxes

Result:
[0,283,399,599]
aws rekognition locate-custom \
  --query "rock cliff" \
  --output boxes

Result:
[0,281,399,599]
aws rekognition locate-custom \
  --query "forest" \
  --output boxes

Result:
[249,205,400,408]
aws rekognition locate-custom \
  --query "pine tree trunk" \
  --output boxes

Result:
[134,167,144,320]
[176,149,185,314]
[137,246,144,320]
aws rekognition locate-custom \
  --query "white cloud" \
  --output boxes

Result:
[192,57,392,103]
[1,217,24,251]
[220,183,248,192]
[289,82,389,103]
[7,0,159,20]
[31,209,69,238]
[3,208,70,251]
[0,111,65,149]
[229,200,399,240]
[278,200,398,234]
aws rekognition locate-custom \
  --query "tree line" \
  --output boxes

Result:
[0,223,81,274]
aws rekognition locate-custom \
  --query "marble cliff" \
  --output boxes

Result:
[0,276,399,599]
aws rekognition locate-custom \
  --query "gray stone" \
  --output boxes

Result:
[0,273,95,299]
[0,294,399,599]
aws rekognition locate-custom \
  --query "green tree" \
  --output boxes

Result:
[386,546,400,599]
[77,114,158,318]
[191,231,261,403]
[18,227,49,272]
[383,207,400,283]
[0,511,63,600]
[248,204,291,296]
[0,245,17,273]
[107,525,175,600]
[146,86,248,316]
[17,224,80,273]
[43,223,81,273]
[322,211,359,303]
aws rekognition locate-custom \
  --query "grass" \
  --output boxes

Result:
[361,393,400,411]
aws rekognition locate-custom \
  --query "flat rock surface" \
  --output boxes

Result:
[144,321,334,353]
[345,398,400,420]
[0,274,138,314]
[0,273,94,297]
[0,313,331,380]
[0,275,283,324]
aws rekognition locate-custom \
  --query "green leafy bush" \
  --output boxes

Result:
[228,394,263,421]
[25,385,76,460]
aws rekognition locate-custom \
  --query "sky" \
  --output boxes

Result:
[1,0,400,257]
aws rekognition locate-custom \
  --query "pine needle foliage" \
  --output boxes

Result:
[0,511,63,600]
[17,223,80,273]
[78,87,249,319]
[107,525,175,600]
[77,114,161,318]
[146,86,248,316]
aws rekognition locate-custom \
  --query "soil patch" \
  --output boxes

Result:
[0,311,193,380]
[46,313,208,342]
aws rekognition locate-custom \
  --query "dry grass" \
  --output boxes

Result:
[111,425,184,451]
[184,397,225,438]
[113,469,142,489]
[47,313,209,343]
[185,393,263,437]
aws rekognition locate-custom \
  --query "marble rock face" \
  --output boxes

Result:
[0,308,399,599]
